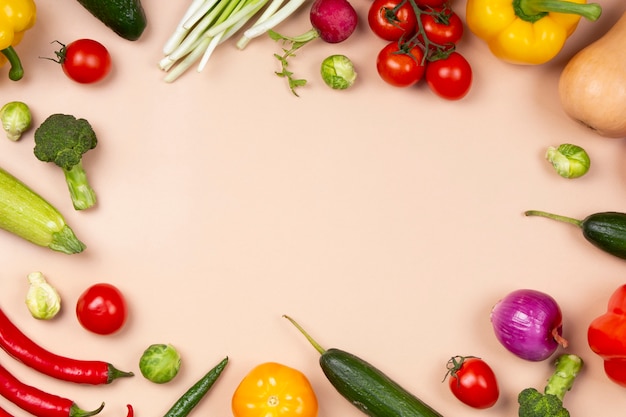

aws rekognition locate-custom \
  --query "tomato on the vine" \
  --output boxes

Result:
[368,0,417,41]
[376,41,425,87]
[444,356,499,409]
[425,51,472,100]
[76,283,128,335]
[420,9,463,49]
[53,39,111,84]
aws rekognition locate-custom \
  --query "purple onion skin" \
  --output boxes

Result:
[490,289,566,361]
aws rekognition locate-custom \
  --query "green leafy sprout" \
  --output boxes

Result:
[545,144,590,179]
[139,344,182,384]
[268,28,320,96]
[0,101,32,141]
[321,54,357,90]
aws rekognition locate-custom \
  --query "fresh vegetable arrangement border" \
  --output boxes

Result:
[0,0,625,416]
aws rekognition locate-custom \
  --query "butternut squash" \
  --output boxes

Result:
[558,12,626,138]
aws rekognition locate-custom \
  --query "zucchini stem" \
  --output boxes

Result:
[49,226,86,254]
[283,315,326,355]
[524,210,583,228]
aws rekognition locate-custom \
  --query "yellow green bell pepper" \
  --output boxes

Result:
[466,0,602,65]
[0,0,37,81]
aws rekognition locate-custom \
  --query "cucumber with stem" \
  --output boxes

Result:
[0,166,85,254]
[525,210,626,260]
[283,315,443,417]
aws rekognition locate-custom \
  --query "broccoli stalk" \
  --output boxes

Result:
[33,114,98,210]
[518,354,583,417]
[63,160,96,210]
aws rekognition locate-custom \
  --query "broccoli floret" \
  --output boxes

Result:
[518,354,583,417]
[518,388,570,417]
[33,113,98,210]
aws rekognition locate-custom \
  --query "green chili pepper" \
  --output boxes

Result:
[163,357,228,417]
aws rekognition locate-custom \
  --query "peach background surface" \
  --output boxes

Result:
[1,0,626,416]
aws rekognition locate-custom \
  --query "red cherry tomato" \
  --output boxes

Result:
[445,356,499,409]
[58,39,111,84]
[425,51,472,100]
[376,42,425,87]
[76,283,128,335]
[368,0,417,41]
[421,9,463,48]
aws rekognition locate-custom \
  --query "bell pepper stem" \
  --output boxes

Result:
[515,0,602,22]
[1,46,24,81]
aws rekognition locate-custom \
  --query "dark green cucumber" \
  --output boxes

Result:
[76,0,147,41]
[284,316,444,417]
[525,210,626,259]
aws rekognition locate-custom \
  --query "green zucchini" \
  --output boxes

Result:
[0,166,85,254]
[76,0,147,41]
[283,315,444,417]
[525,210,626,260]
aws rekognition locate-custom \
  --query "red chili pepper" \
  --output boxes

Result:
[0,308,133,384]
[125,404,133,417]
[0,362,104,417]
[588,284,626,387]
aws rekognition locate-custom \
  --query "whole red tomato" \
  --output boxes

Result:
[76,283,128,335]
[588,284,626,387]
[420,9,463,48]
[368,0,417,41]
[376,42,425,87]
[58,39,111,84]
[445,356,499,409]
[425,51,472,100]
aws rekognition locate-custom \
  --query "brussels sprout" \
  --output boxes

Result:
[0,101,32,141]
[25,272,61,320]
[139,343,181,383]
[321,54,357,90]
[545,144,590,179]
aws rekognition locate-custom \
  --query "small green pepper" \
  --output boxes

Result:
[163,357,228,417]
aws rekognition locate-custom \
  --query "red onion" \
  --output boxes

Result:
[490,289,568,361]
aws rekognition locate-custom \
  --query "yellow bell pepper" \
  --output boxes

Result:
[0,0,37,81]
[466,0,602,64]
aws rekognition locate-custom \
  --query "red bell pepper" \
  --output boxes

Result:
[588,284,626,387]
